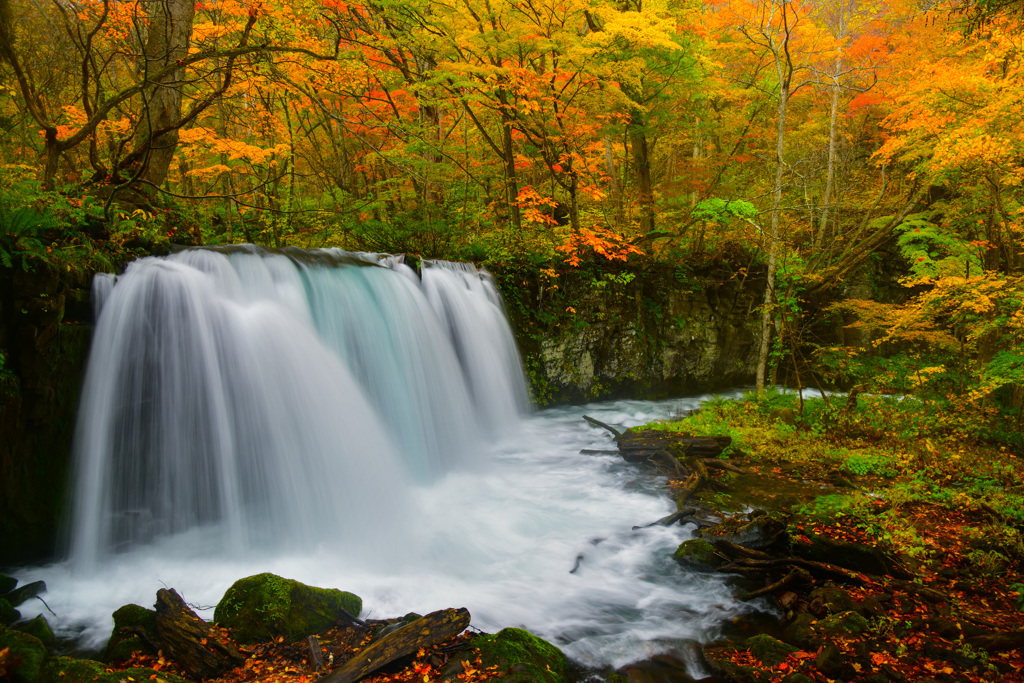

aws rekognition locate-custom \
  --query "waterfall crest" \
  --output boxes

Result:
[69,246,529,565]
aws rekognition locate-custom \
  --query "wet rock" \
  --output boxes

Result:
[0,598,19,626]
[104,603,158,662]
[702,646,759,683]
[0,574,17,595]
[18,614,55,646]
[3,580,45,608]
[473,627,570,683]
[673,539,721,570]
[0,626,47,683]
[745,634,797,666]
[781,674,814,683]
[214,573,362,644]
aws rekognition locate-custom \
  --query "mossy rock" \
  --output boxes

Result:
[702,645,764,683]
[42,656,188,683]
[781,612,817,650]
[0,574,17,595]
[808,584,857,616]
[0,626,47,683]
[213,573,362,644]
[18,614,55,646]
[1,598,19,626]
[104,603,158,662]
[696,511,788,551]
[817,610,870,637]
[746,634,797,666]
[673,538,721,570]
[472,627,569,683]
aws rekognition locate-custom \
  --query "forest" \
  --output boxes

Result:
[2,0,1024,430]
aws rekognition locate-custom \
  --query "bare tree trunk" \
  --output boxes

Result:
[631,125,655,233]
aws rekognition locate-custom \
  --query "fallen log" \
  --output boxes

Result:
[700,459,745,474]
[316,608,471,683]
[716,557,870,586]
[154,588,244,679]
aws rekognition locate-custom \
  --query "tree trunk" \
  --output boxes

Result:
[134,0,196,189]
[757,47,791,395]
[631,123,655,233]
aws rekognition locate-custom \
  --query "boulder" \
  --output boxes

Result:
[673,539,721,570]
[745,634,797,666]
[104,603,157,662]
[214,573,361,644]
[0,626,47,683]
[473,627,570,683]
[0,574,17,595]
[18,615,55,646]
[3,580,45,608]
[0,599,19,626]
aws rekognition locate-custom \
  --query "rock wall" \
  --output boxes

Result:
[0,265,94,565]
[498,263,764,405]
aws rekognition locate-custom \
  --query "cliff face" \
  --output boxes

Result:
[496,263,764,405]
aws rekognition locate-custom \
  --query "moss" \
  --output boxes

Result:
[1,598,19,626]
[18,614,55,646]
[103,603,157,662]
[0,625,47,683]
[746,634,797,666]
[472,627,569,683]
[213,573,361,644]
[42,657,188,683]
[817,610,870,637]
[673,538,720,570]
[0,574,17,594]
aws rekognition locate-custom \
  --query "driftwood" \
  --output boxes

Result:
[316,608,471,683]
[582,415,621,437]
[154,588,244,679]
[740,567,813,602]
[616,430,731,459]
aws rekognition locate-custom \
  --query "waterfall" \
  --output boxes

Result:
[69,246,530,565]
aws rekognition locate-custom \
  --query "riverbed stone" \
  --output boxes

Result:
[0,574,17,595]
[673,538,720,570]
[0,626,47,682]
[781,613,817,650]
[213,573,362,644]
[18,614,55,646]
[472,627,570,683]
[817,610,870,637]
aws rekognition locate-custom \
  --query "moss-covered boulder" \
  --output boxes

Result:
[673,538,721,570]
[746,634,797,666]
[0,574,17,595]
[0,626,47,682]
[0,598,19,626]
[817,610,870,637]
[18,614,55,646]
[42,656,188,683]
[104,603,158,662]
[472,627,570,683]
[213,573,361,644]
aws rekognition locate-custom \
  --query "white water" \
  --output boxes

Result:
[11,247,762,672]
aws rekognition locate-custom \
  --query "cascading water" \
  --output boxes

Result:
[13,246,763,674]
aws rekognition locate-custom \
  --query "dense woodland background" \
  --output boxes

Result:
[1,0,1023,436]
